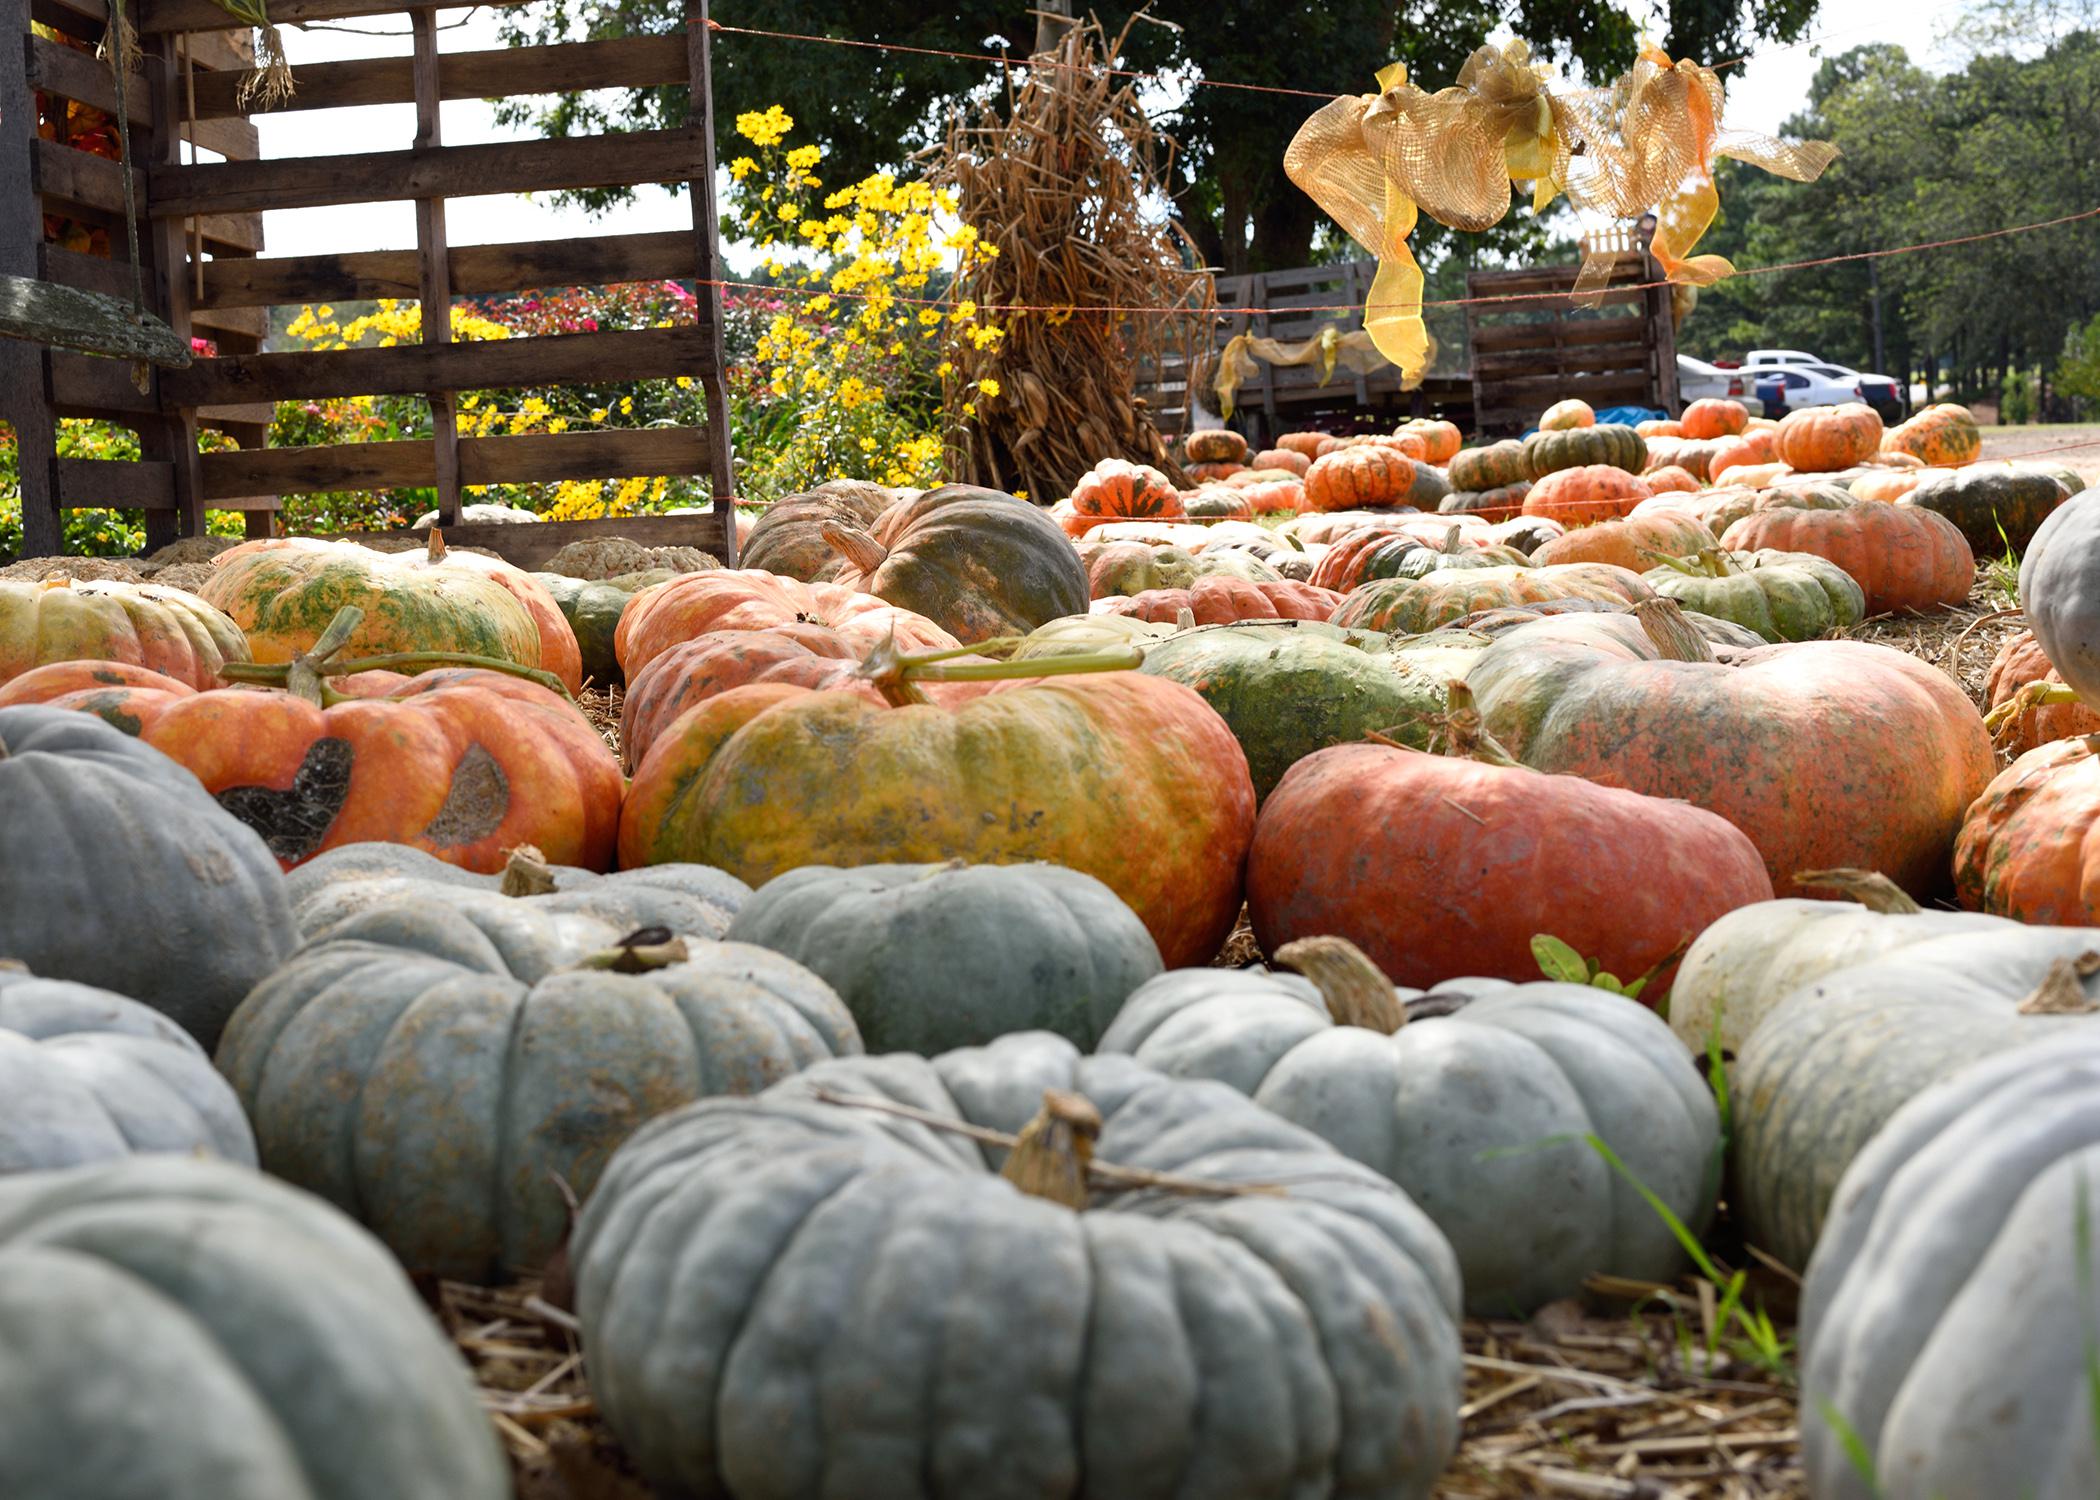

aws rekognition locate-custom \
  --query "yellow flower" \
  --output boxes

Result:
[675,375,694,390]
[590,408,608,422]
[785,144,822,171]
[977,377,1001,398]
[734,105,794,147]
[618,396,634,415]
[730,156,757,181]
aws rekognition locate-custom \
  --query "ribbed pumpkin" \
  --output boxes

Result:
[1983,628,2100,753]
[1243,476,1307,512]
[614,570,959,680]
[1098,577,1342,626]
[1303,444,1416,511]
[201,537,552,685]
[1637,418,1685,438]
[1709,428,1780,478]
[1719,484,1975,614]
[1642,547,1867,642]
[1777,401,1884,471]
[1899,464,2070,556]
[535,567,679,687]
[1183,428,1249,465]
[1330,563,1651,634]
[1538,398,1595,430]
[1079,540,1199,599]
[618,647,1257,968]
[1248,689,1773,993]
[1065,458,1185,534]
[1439,482,1532,522]
[2019,491,2100,711]
[1645,435,1728,483]
[220,895,861,1282]
[1954,736,2100,922]
[1643,464,1700,494]
[1529,509,1717,571]
[1251,446,1310,476]
[1396,418,1463,464]
[1309,526,1523,591]
[736,480,894,580]
[1522,464,1655,525]
[1847,467,1930,502]
[1485,514,1566,553]
[1881,402,1980,467]
[1634,484,1761,537]
[1182,486,1256,523]
[0,577,248,690]
[1523,424,1646,479]
[1275,429,1330,459]
[1680,399,1748,440]
[1183,461,1246,484]
[823,484,1089,642]
[13,657,622,875]
[1448,440,1533,493]
[405,531,586,692]
[1466,600,1995,896]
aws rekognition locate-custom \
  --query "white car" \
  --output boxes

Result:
[1747,361,1904,422]
[1677,355,1759,412]
[1742,349,1823,369]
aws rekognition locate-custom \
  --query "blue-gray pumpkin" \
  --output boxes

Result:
[0,707,294,1049]
[0,965,255,1173]
[723,861,1161,1053]
[573,1030,1465,1500]
[1097,936,1720,1315]
[0,1155,508,1499]
[217,895,861,1282]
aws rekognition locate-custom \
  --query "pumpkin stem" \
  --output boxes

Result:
[217,602,571,705]
[0,958,26,973]
[1633,598,1717,662]
[1419,680,1523,768]
[1273,935,1407,1034]
[854,632,1144,708]
[999,1088,1101,1210]
[1175,606,1196,630]
[1793,868,1922,914]
[818,522,891,578]
[426,527,447,563]
[2016,952,2100,1015]
[562,925,692,974]
[499,844,559,897]
[1983,679,2082,736]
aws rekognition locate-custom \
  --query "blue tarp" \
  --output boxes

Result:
[1518,404,1667,437]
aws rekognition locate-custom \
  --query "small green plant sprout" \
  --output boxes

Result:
[1530,934,1689,1000]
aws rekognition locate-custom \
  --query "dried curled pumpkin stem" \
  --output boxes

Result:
[1982,679,2082,736]
[1274,935,1407,1035]
[499,845,559,897]
[562,925,691,974]
[999,1089,1102,1209]
[1793,868,1922,914]
[816,522,891,576]
[2016,952,2100,1015]
[1633,597,1718,663]
[1420,680,1523,768]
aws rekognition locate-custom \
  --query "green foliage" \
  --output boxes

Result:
[2062,312,2100,403]
[2002,366,2037,424]
[1531,932,1688,999]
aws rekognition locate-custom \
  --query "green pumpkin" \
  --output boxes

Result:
[572,1031,1466,1500]
[1080,540,1200,598]
[1189,548,1284,583]
[1138,620,1486,799]
[0,708,295,1050]
[0,1156,508,1499]
[740,480,895,581]
[217,894,861,1282]
[1406,461,1452,508]
[1011,613,1179,659]
[724,861,1161,1052]
[2020,460,2087,497]
[1523,423,1647,478]
[829,484,1089,643]
[1900,464,2071,556]
[1643,547,1866,642]
[0,967,256,1172]
[1331,563,1652,634]
[1447,439,1533,493]
[1439,483,1532,520]
[536,567,681,687]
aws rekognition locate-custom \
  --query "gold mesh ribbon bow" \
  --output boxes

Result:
[1211,325,1439,417]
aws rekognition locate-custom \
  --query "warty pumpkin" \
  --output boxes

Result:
[1983,627,2100,753]
[1522,423,1647,479]
[1776,401,1884,471]
[1183,427,1249,465]
[1330,563,1652,634]
[1465,599,1995,896]
[1538,398,1595,430]
[0,576,248,689]
[0,707,295,1049]
[0,1156,509,1499]
[1302,444,1417,511]
[1098,576,1342,626]
[0,966,256,1172]
[572,1031,1465,1500]
[1954,735,2100,923]
[1681,398,1750,440]
[1880,401,1980,468]
[614,568,960,680]
[1719,483,1975,614]
[1528,509,1717,572]
[1099,937,1724,1316]
[1520,464,1655,525]
[1641,547,1867,642]
[618,640,1257,968]
[1065,458,1185,533]
[1899,463,2070,556]
[220,895,860,1282]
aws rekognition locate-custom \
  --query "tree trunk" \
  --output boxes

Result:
[1249,183,1318,274]
[1217,160,1254,276]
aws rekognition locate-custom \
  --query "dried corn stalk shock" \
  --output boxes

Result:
[1286,41,1838,386]
[930,17,1216,502]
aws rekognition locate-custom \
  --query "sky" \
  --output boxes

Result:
[241,0,1963,272]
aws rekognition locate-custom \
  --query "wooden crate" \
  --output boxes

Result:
[4,0,738,564]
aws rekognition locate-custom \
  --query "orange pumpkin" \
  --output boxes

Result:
[0,577,248,690]
[1275,431,1330,459]
[1066,459,1186,534]
[1539,399,1595,431]
[1709,429,1781,479]
[0,658,185,707]
[1521,465,1655,526]
[1184,429,1250,465]
[1776,402,1884,472]
[618,654,1257,967]
[1529,509,1719,572]
[1883,404,1980,468]
[1184,461,1247,484]
[1303,445,1417,512]
[1681,399,1750,441]
[1377,432,1431,461]
[1245,477,1308,514]
[1101,577,1343,625]
[1637,419,1686,439]
[1718,485,1974,615]
[1644,465,1701,494]
[614,571,961,681]
[1954,736,2100,921]
[1250,448,1311,477]
[1395,419,1463,465]
[1849,468,1931,503]
[1984,628,2100,755]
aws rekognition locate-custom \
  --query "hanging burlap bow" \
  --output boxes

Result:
[1210,324,1440,417]
[1285,42,1835,384]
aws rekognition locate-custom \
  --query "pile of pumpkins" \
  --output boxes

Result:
[3,396,2100,1498]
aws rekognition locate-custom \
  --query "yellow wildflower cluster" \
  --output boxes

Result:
[544,473,669,522]
[285,299,511,351]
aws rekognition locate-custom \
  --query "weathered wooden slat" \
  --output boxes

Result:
[49,351,156,415]
[140,0,530,32]
[34,141,262,252]
[28,34,258,157]
[1472,343,1650,378]
[1481,372,1655,405]
[1468,317,1649,354]
[151,128,709,218]
[39,242,132,300]
[6,0,62,555]
[295,513,731,572]
[187,34,686,118]
[193,230,693,309]
[683,0,737,553]
[57,456,174,509]
[1466,254,1647,295]
[195,401,275,425]
[200,425,714,497]
[162,325,705,405]
[189,303,267,339]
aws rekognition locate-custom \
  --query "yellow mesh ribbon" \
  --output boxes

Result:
[1211,324,1440,417]
[1285,42,1836,381]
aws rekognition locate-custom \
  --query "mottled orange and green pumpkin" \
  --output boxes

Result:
[614,570,960,680]
[1250,448,1311,477]
[1302,445,1416,512]
[1328,563,1652,633]
[1708,429,1780,479]
[1184,429,1250,466]
[202,539,554,686]
[1395,419,1464,465]
[1983,628,2100,755]
[1521,465,1655,526]
[1528,509,1719,572]
[739,482,895,581]
[1079,541,1201,600]
[1066,459,1186,534]
[1538,399,1594,430]
[3,664,621,871]
[1448,440,1534,494]
[1182,487,1256,523]
[618,670,1257,968]
[0,658,188,708]
[1308,527,1524,592]
[1643,465,1701,495]
[1719,484,1974,615]
[1184,461,1247,484]
[1882,404,1981,468]
[1776,402,1884,472]
[1274,431,1329,460]
[1681,399,1750,441]
[1099,577,1342,625]
[1954,736,2100,922]
[1523,425,1647,479]
[0,577,248,689]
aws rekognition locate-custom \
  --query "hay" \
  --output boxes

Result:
[930,16,1215,502]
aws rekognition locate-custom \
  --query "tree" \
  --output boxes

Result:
[498,0,1825,273]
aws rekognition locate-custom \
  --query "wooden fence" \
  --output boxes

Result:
[4,0,738,564]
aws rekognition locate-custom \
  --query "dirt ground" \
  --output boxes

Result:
[1978,421,2100,482]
